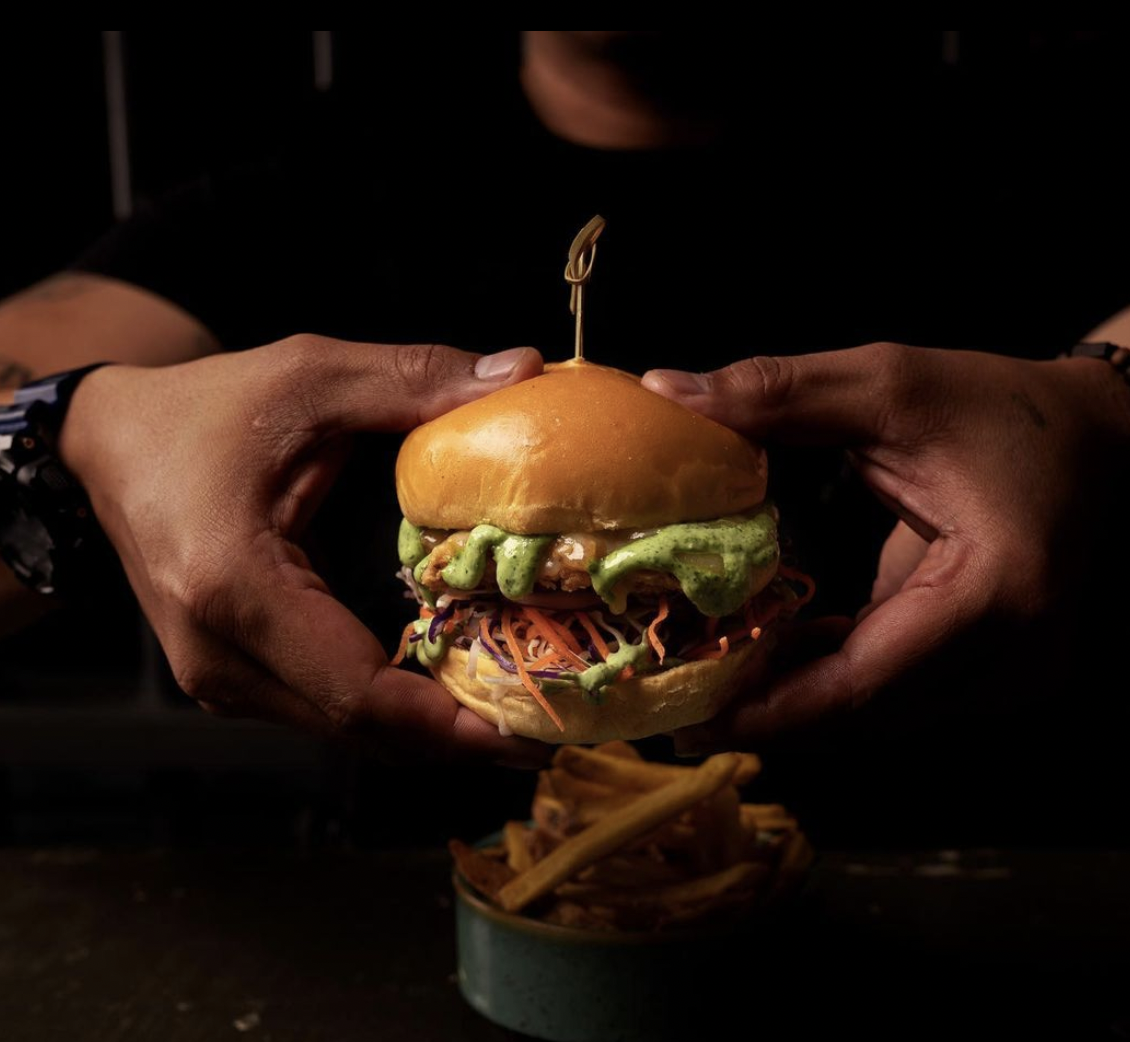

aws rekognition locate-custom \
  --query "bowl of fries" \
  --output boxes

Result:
[450,742,813,1042]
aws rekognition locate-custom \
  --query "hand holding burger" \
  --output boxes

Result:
[57,335,550,764]
[393,359,810,742]
[643,343,1130,748]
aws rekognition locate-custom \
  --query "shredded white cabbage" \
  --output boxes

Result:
[466,638,482,679]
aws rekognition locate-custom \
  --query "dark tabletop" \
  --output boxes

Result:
[0,845,1127,1042]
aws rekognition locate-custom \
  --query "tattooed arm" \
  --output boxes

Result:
[0,273,218,629]
[0,272,217,398]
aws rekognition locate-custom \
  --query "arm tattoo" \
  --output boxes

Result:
[0,275,105,388]
[1010,390,1049,431]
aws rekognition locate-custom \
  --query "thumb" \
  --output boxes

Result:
[642,342,937,446]
[286,338,544,433]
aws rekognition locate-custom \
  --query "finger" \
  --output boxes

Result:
[681,540,983,747]
[180,627,547,767]
[161,623,342,735]
[672,615,852,755]
[271,337,544,434]
[642,342,945,445]
[772,615,856,670]
[863,520,932,617]
[210,532,550,765]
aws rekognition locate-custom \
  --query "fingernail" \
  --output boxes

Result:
[475,347,531,381]
[646,369,712,396]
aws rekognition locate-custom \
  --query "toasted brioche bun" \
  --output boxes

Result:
[396,360,767,534]
[431,631,778,744]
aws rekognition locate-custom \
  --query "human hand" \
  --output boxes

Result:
[863,519,930,620]
[643,343,1130,746]
[59,337,549,765]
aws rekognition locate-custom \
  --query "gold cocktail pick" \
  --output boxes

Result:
[564,215,606,362]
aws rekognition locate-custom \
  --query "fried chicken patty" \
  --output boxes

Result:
[417,528,684,597]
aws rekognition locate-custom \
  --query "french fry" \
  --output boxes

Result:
[526,826,561,864]
[543,900,622,931]
[535,768,558,799]
[553,744,688,791]
[454,739,809,932]
[555,744,762,793]
[545,767,619,803]
[740,803,797,833]
[533,790,641,838]
[634,817,697,853]
[572,791,645,829]
[576,852,689,888]
[504,821,535,873]
[531,791,572,838]
[730,753,763,786]
[534,769,639,838]
[591,739,642,760]
[690,784,742,873]
[557,861,768,910]
[450,839,516,901]
[497,752,742,913]
[778,830,815,877]
[770,831,815,899]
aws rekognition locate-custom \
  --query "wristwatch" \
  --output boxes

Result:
[0,363,111,595]
[1066,341,1130,387]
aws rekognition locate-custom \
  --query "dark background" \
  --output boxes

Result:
[2,31,1128,854]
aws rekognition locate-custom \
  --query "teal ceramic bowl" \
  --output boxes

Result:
[453,861,776,1042]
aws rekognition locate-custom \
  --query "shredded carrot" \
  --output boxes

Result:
[546,613,587,655]
[389,620,418,667]
[698,635,731,661]
[750,626,762,641]
[478,616,509,664]
[647,596,670,664]
[521,607,591,671]
[619,665,636,681]
[502,607,565,732]
[576,612,612,661]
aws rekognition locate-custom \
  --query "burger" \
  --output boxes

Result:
[391,360,810,743]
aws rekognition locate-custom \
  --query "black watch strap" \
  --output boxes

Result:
[0,363,111,595]
[1065,341,1130,387]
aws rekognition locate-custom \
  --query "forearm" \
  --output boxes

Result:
[0,272,219,401]
[1085,305,1130,344]
[1,271,220,620]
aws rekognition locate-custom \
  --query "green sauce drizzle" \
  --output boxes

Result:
[401,617,449,664]
[398,519,428,568]
[573,641,653,698]
[439,525,553,599]
[588,509,779,617]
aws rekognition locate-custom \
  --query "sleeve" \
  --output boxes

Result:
[68,161,312,349]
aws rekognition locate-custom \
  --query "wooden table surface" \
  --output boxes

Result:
[1,845,1127,1041]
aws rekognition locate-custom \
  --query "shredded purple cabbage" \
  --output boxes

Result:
[478,634,518,673]
[427,605,454,643]
[473,623,576,681]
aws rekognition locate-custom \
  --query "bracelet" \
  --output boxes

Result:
[1066,341,1130,386]
[0,363,112,596]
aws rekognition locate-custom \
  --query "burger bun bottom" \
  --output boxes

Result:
[431,631,778,744]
